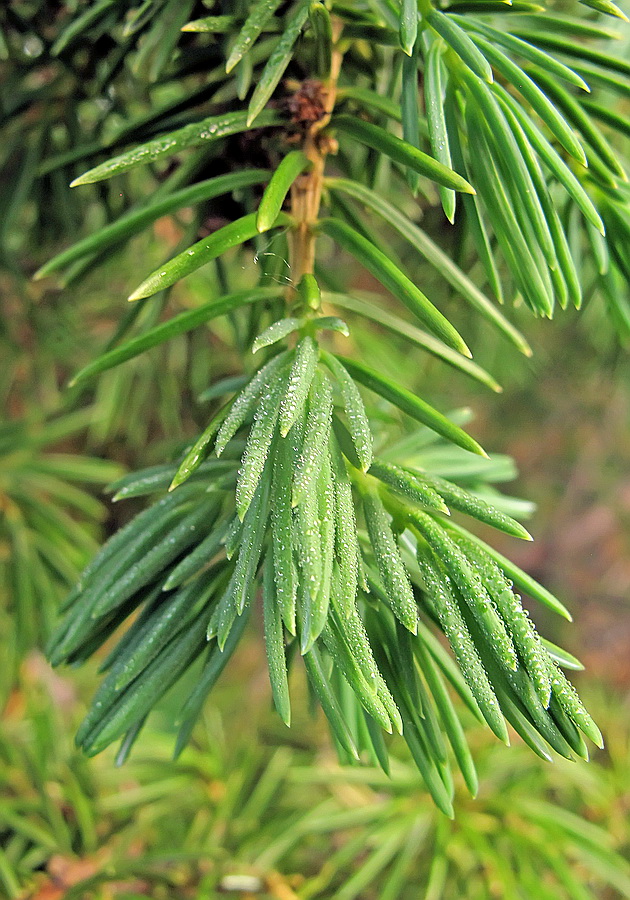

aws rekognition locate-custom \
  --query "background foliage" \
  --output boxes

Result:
[1,644,630,899]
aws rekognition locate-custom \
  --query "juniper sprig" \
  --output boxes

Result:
[39,0,630,809]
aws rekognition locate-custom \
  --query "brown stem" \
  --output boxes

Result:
[288,19,343,297]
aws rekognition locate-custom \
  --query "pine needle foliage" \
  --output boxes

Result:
[2,664,630,900]
[0,413,122,654]
[32,0,630,807]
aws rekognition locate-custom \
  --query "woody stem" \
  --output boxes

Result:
[288,19,343,293]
